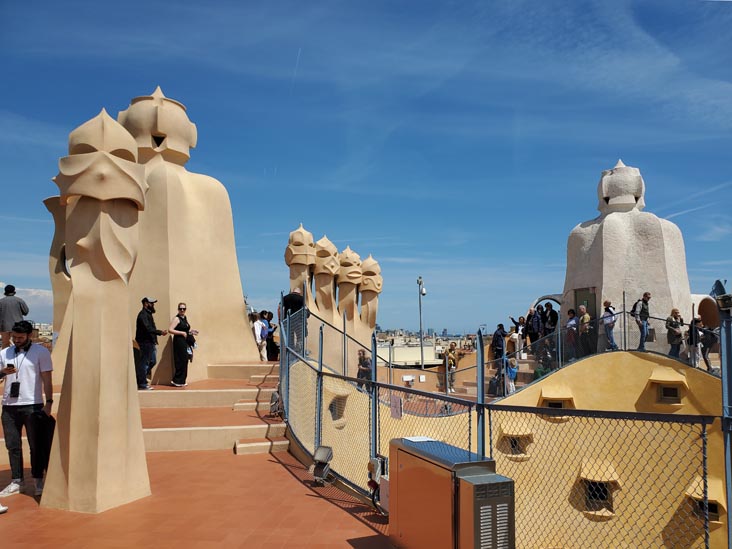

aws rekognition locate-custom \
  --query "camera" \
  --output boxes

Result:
[9,382,20,398]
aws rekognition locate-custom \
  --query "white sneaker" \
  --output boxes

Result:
[0,502,7,514]
[34,478,44,497]
[0,481,23,498]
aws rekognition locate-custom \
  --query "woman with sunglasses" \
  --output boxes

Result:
[169,303,198,387]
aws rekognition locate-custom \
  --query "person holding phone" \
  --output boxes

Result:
[0,320,53,498]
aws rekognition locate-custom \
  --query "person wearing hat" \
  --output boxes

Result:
[0,285,30,349]
[0,320,53,498]
[134,297,167,390]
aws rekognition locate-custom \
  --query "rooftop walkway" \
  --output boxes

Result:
[0,449,390,548]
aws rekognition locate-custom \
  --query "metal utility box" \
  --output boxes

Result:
[389,438,514,549]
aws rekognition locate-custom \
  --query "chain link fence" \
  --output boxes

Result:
[489,405,713,548]
[281,305,720,548]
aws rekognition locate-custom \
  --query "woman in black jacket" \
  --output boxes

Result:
[168,302,199,387]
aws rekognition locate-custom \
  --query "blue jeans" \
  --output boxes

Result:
[669,343,681,358]
[137,341,157,388]
[637,320,648,351]
[604,324,617,350]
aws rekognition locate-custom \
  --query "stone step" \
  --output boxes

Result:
[234,437,289,455]
[250,374,280,384]
[208,363,280,379]
[138,388,274,408]
[143,423,286,452]
[233,399,271,412]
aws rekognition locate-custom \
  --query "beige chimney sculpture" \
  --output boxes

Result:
[117,87,259,383]
[284,226,383,375]
[562,160,692,352]
[43,110,151,512]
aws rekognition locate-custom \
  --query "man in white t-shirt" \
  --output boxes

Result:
[0,321,53,499]
[252,312,267,362]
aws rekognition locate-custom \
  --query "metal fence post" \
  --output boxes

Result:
[370,333,378,459]
[342,312,348,376]
[718,306,732,549]
[702,421,710,549]
[302,307,307,359]
[557,311,563,369]
[279,313,287,418]
[692,303,698,369]
[284,312,291,415]
[315,324,324,449]
[501,345,507,397]
[388,340,393,386]
[476,330,486,460]
[622,291,627,351]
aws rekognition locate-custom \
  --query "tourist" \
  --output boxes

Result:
[526,307,543,354]
[0,285,29,350]
[543,303,559,335]
[492,324,508,361]
[168,303,198,387]
[265,311,279,361]
[252,312,267,362]
[701,323,719,372]
[536,304,546,335]
[601,300,618,351]
[0,321,53,498]
[506,358,518,395]
[687,316,703,368]
[565,309,578,362]
[665,308,684,359]
[134,297,167,390]
[577,305,592,357]
[259,310,272,361]
[509,315,527,357]
[281,288,306,349]
[633,292,651,351]
[356,349,372,392]
[444,341,460,393]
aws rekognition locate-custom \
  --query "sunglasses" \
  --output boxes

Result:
[178,307,187,311]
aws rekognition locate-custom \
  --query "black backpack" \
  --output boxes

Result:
[630,299,641,318]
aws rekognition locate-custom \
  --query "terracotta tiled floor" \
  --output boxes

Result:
[0,450,391,548]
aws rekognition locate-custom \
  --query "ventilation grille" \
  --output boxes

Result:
[479,503,510,549]
[475,482,514,500]
[496,503,510,549]
[479,504,493,549]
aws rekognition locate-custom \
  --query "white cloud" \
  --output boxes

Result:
[697,217,732,241]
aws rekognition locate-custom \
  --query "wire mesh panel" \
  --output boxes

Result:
[286,359,318,455]
[318,373,373,491]
[489,406,710,548]
[377,385,474,459]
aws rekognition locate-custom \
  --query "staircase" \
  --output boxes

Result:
[455,356,538,400]
[0,362,288,467]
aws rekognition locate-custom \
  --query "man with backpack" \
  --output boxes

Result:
[632,292,651,351]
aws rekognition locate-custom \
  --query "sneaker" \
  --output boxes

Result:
[0,502,7,514]
[138,385,154,391]
[34,478,44,497]
[0,481,23,498]
[170,382,185,387]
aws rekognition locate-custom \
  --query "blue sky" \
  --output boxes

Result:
[1,0,731,333]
